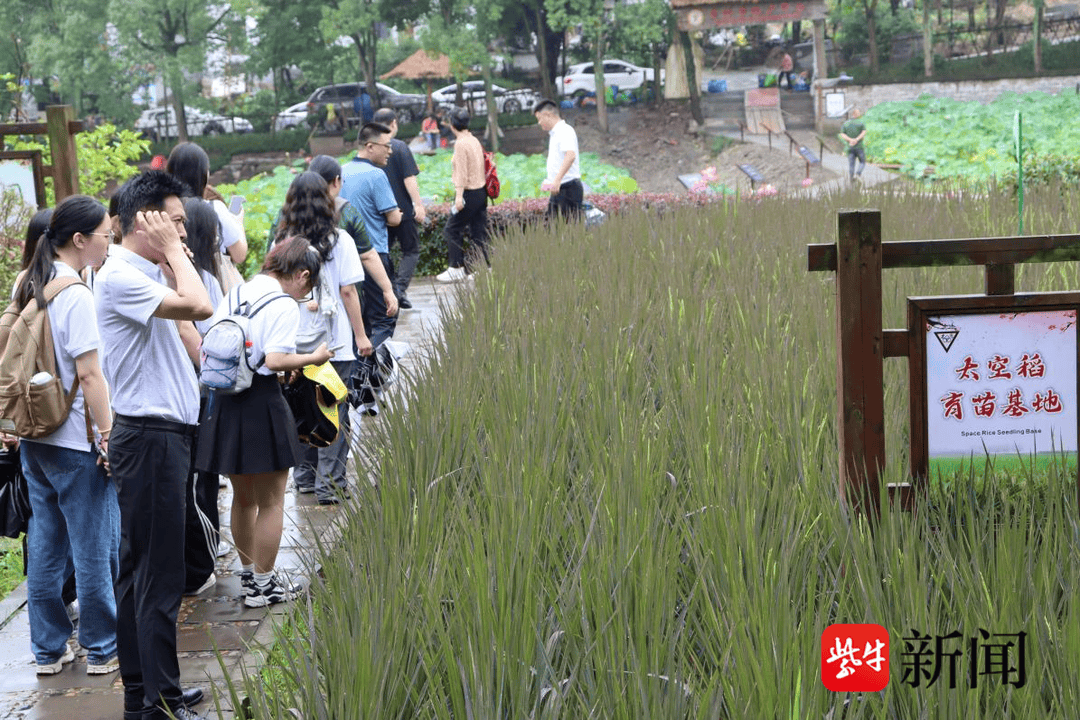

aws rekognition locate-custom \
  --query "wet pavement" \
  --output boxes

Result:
[0,277,460,719]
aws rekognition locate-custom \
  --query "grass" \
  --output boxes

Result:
[216,181,1080,717]
[0,537,23,597]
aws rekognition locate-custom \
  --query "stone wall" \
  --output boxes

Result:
[842,74,1080,108]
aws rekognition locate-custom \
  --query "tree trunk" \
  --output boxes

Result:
[652,45,662,106]
[1033,0,1043,72]
[169,66,189,143]
[680,31,704,125]
[923,0,934,77]
[481,64,499,153]
[793,20,802,44]
[528,4,555,100]
[593,35,608,133]
[865,0,880,73]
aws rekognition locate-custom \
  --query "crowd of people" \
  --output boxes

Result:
[4,98,584,719]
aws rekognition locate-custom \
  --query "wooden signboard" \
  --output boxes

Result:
[807,210,1080,517]
[908,294,1079,484]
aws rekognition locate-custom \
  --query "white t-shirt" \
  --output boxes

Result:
[208,274,298,377]
[212,199,244,254]
[94,245,201,425]
[195,268,225,336]
[298,228,364,362]
[546,119,580,185]
[23,262,102,452]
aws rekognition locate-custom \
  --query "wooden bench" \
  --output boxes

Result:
[737,163,765,192]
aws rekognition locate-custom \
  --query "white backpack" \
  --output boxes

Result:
[199,287,288,394]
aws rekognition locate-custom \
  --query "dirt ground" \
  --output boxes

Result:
[499,101,837,195]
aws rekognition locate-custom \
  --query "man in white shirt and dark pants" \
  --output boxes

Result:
[96,171,213,720]
[535,99,583,220]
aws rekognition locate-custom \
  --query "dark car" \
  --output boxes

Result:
[304,82,426,127]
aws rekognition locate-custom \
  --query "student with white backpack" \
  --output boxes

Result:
[194,236,332,606]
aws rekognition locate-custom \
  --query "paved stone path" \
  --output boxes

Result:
[0,277,459,719]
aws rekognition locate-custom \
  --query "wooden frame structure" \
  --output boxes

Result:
[807,209,1080,517]
[0,106,85,203]
[0,150,46,209]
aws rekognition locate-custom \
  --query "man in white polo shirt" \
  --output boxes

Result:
[534,99,582,220]
[95,171,213,720]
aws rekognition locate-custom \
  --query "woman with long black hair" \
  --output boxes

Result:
[272,172,368,504]
[166,141,248,266]
[13,195,119,676]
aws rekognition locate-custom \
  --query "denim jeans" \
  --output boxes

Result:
[294,359,355,501]
[22,440,119,665]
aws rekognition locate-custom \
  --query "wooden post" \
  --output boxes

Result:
[836,210,885,519]
[46,105,80,201]
[985,263,1015,295]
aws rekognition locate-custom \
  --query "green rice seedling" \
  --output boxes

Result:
[223,183,1080,719]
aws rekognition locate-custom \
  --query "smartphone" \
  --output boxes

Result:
[228,195,245,214]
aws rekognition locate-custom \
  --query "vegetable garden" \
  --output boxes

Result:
[219,182,1080,718]
[864,91,1080,185]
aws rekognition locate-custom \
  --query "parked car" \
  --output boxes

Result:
[430,81,539,115]
[273,101,309,132]
[304,82,427,126]
[135,106,253,141]
[555,60,664,97]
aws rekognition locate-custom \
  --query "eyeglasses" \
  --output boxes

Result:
[88,231,117,243]
[366,141,392,150]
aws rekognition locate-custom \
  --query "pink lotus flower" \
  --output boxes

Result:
[801,177,814,187]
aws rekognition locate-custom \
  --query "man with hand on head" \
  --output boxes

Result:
[94,170,213,720]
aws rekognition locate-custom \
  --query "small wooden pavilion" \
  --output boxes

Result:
[671,0,830,87]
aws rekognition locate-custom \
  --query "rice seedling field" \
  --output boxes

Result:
[232,183,1080,718]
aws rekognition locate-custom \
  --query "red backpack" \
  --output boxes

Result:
[483,151,500,199]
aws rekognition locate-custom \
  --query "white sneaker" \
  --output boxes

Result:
[184,573,217,596]
[36,644,75,675]
[435,266,466,283]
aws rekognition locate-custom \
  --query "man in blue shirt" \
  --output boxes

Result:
[341,122,402,347]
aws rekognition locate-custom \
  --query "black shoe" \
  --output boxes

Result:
[126,706,206,720]
[183,687,205,707]
[124,688,204,719]
[397,294,413,310]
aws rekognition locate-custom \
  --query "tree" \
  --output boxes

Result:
[611,0,672,105]
[547,0,611,133]
[245,0,336,105]
[860,0,882,74]
[110,0,234,141]
[421,0,510,151]
[321,0,383,109]
[518,0,562,101]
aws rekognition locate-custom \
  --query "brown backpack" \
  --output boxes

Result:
[0,276,92,440]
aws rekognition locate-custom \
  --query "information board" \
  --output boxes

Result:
[911,295,1079,479]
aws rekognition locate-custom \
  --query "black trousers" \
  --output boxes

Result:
[547,179,583,220]
[387,217,420,295]
[361,252,398,348]
[443,187,489,270]
[111,414,196,714]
